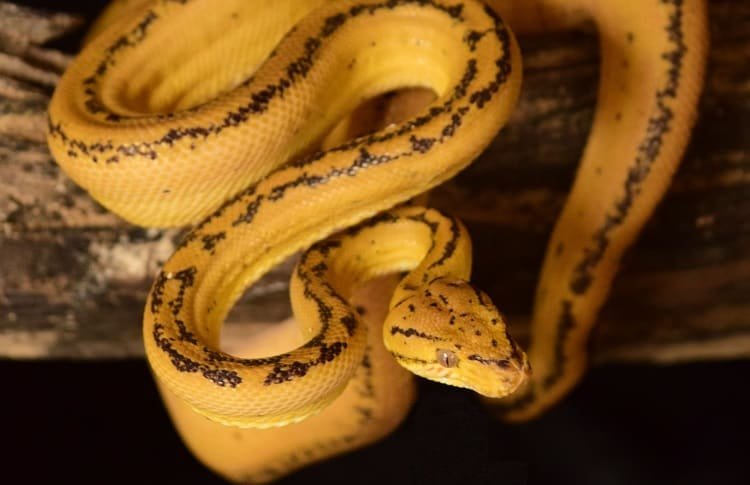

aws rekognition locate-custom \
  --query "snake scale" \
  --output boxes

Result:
[47,0,707,482]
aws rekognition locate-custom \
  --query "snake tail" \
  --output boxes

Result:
[485,0,708,421]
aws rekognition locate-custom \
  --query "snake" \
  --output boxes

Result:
[45,0,708,481]
[482,0,708,421]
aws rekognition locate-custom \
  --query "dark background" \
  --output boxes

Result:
[3,359,749,484]
[3,1,749,484]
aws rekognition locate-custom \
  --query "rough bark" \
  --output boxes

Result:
[0,1,748,362]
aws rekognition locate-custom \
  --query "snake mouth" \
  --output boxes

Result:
[404,363,470,392]
[506,366,530,394]
[470,370,528,399]
[473,354,532,397]
[408,362,529,399]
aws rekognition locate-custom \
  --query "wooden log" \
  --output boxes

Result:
[0,1,748,362]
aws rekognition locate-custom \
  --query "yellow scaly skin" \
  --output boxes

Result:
[156,272,416,483]
[484,0,708,421]
[49,0,521,422]
[159,206,528,482]
[352,207,530,396]
[44,0,708,480]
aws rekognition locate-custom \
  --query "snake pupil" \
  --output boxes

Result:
[437,349,458,368]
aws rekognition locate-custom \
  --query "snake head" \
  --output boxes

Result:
[384,277,530,398]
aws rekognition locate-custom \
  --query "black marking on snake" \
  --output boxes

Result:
[98,17,510,266]
[264,252,358,379]
[555,242,565,256]
[542,300,576,390]
[393,296,410,308]
[46,121,118,160]
[406,210,439,234]
[300,283,336,344]
[155,243,358,387]
[468,354,510,368]
[390,352,434,365]
[149,266,196,318]
[342,211,400,238]
[569,0,687,295]
[409,135,436,153]
[80,9,159,117]
[318,285,354,322]
[452,59,478,99]
[464,28,494,51]
[408,304,416,313]
[441,109,468,138]
[149,272,170,315]
[263,148,395,204]
[200,231,226,254]
[361,351,372,370]
[438,294,449,305]
[202,346,284,367]
[310,239,342,256]
[232,194,264,226]
[173,319,197,345]
[428,215,461,269]
[498,0,692,418]
[288,104,442,169]
[467,282,489,307]
[311,261,328,276]
[340,315,358,336]
[471,9,512,109]
[153,323,242,387]
[54,0,484,161]
[264,342,348,385]
[355,406,374,423]
[144,2,515,384]
[390,326,444,341]
[165,268,197,319]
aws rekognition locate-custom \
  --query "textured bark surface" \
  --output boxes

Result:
[0,1,748,362]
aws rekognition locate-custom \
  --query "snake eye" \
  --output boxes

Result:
[436,349,458,368]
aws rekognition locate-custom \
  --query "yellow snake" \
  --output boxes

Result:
[46,0,708,481]
[484,0,708,421]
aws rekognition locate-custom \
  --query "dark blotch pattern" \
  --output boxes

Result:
[390,325,444,342]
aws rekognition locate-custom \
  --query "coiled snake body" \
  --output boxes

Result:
[47,0,707,481]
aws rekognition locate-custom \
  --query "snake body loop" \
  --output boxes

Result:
[48,0,521,427]
[47,0,709,480]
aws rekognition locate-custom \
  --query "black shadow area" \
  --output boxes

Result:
[1,360,748,484]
